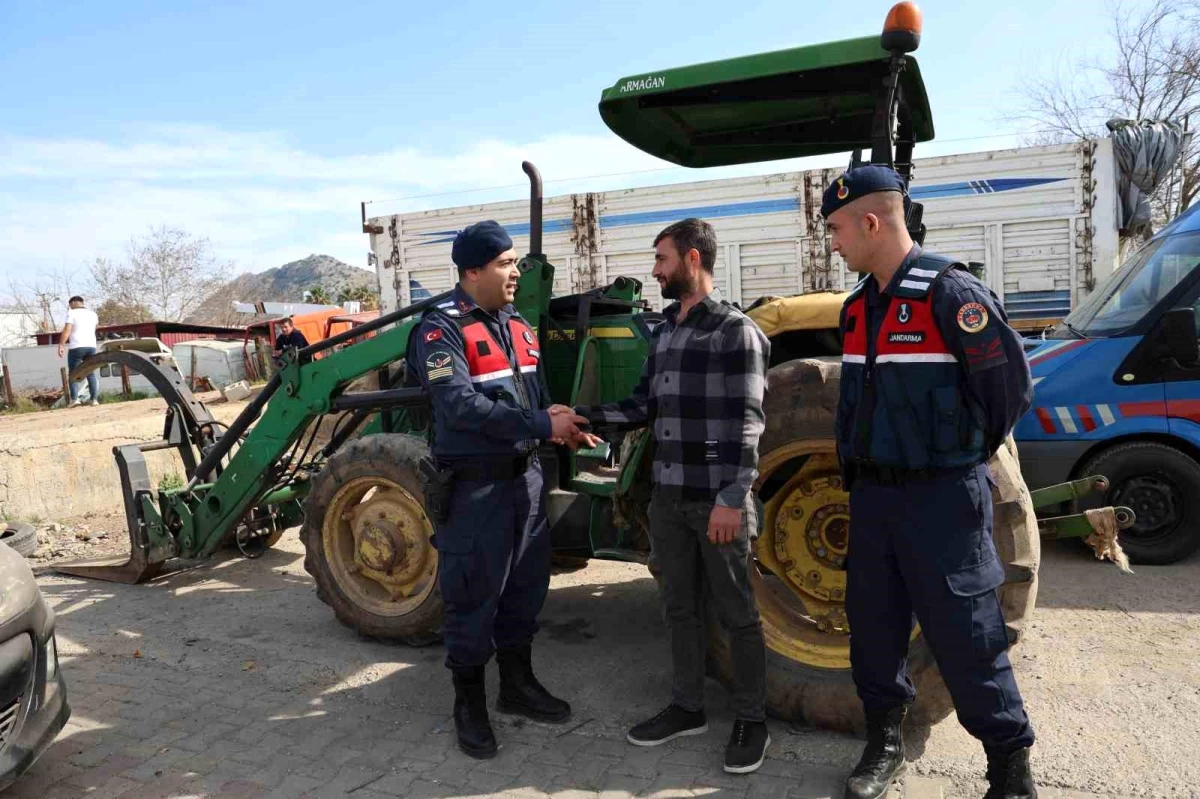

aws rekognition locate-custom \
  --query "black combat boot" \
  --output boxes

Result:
[843,705,907,799]
[983,746,1037,799]
[452,666,497,759]
[495,645,571,723]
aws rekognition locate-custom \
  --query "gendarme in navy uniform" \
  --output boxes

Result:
[823,167,1038,799]
[406,220,590,760]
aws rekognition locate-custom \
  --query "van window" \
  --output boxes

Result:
[1062,232,1200,338]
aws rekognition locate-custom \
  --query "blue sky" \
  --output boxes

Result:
[0,0,1150,287]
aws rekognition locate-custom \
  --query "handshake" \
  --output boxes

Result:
[547,405,605,451]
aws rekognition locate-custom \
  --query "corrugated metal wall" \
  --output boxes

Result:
[370,141,1114,326]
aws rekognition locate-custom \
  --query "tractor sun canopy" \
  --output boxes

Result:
[598,34,934,168]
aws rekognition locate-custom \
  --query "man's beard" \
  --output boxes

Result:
[660,274,692,300]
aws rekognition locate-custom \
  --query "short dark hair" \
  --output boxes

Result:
[654,218,717,274]
[69,295,83,304]
[281,316,294,325]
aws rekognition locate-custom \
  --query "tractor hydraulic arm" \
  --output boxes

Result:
[158,291,453,560]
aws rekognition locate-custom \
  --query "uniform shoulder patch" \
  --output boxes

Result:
[425,350,454,382]
[424,328,443,343]
[962,327,1007,373]
[956,302,989,333]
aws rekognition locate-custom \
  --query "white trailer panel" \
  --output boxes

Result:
[368,140,1120,330]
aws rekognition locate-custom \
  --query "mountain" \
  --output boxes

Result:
[186,255,377,325]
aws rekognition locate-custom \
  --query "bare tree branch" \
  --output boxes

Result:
[2,267,87,334]
[89,226,233,322]
[1012,0,1199,224]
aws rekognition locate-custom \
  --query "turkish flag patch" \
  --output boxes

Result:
[424,329,443,343]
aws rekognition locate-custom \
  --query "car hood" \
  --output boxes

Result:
[0,546,40,627]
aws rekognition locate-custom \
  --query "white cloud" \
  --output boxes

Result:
[0,123,1026,288]
[0,126,675,283]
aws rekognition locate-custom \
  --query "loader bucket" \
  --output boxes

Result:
[53,441,166,584]
[52,349,215,584]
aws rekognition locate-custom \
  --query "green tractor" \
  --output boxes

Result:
[60,1,1129,734]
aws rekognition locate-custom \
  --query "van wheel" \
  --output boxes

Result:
[1078,441,1200,564]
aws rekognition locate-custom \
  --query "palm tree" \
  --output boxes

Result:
[338,285,380,311]
[307,286,332,305]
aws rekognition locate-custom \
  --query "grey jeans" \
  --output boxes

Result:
[647,491,767,722]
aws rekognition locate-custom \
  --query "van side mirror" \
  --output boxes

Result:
[1158,307,1200,365]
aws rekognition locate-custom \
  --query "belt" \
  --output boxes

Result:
[438,453,534,481]
[850,461,976,486]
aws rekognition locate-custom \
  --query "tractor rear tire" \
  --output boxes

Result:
[705,357,1040,733]
[301,434,443,644]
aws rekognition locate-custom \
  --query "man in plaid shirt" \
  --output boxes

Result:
[576,218,772,775]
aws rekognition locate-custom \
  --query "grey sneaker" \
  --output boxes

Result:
[627,705,707,746]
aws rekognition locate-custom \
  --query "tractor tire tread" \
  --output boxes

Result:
[300,433,443,643]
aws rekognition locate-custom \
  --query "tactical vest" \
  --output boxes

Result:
[835,254,987,471]
[456,314,542,405]
[418,303,546,459]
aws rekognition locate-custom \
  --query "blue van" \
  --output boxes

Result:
[1016,202,1200,564]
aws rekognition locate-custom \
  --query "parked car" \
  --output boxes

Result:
[0,536,69,789]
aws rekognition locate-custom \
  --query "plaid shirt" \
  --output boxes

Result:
[578,289,770,508]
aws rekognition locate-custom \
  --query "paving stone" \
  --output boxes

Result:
[903,775,948,799]
[264,773,326,799]
[353,769,419,797]
[607,746,669,779]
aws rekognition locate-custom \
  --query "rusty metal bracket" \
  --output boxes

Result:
[1039,506,1136,540]
[1029,475,1110,510]
[361,202,384,235]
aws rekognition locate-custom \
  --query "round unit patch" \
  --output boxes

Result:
[956,302,989,333]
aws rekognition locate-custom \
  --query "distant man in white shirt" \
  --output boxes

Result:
[57,296,100,407]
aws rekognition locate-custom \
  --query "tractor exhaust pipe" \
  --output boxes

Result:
[522,161,544,258]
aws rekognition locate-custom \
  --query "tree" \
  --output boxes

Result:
[95,298,153,326]
[3,266,86,333]
[337,285,380,311]
[1013,0,1200,227]
[306,286,332,305]
[90,226,233,322]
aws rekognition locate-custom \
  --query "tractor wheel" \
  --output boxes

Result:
[705,358,1040,733]
[300,433,442,644]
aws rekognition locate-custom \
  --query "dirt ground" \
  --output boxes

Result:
[18,520,1200,798]
[1,391,231,436]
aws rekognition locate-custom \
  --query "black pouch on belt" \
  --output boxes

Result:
[417,457,455,525]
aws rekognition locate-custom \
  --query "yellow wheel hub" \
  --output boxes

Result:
[752,441,853,669]
[771,465,849,607]
[322,476,437,617]
[752,441,918,670]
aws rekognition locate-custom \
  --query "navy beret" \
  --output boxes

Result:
[820,165,907,219]
[452,220,514,271]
